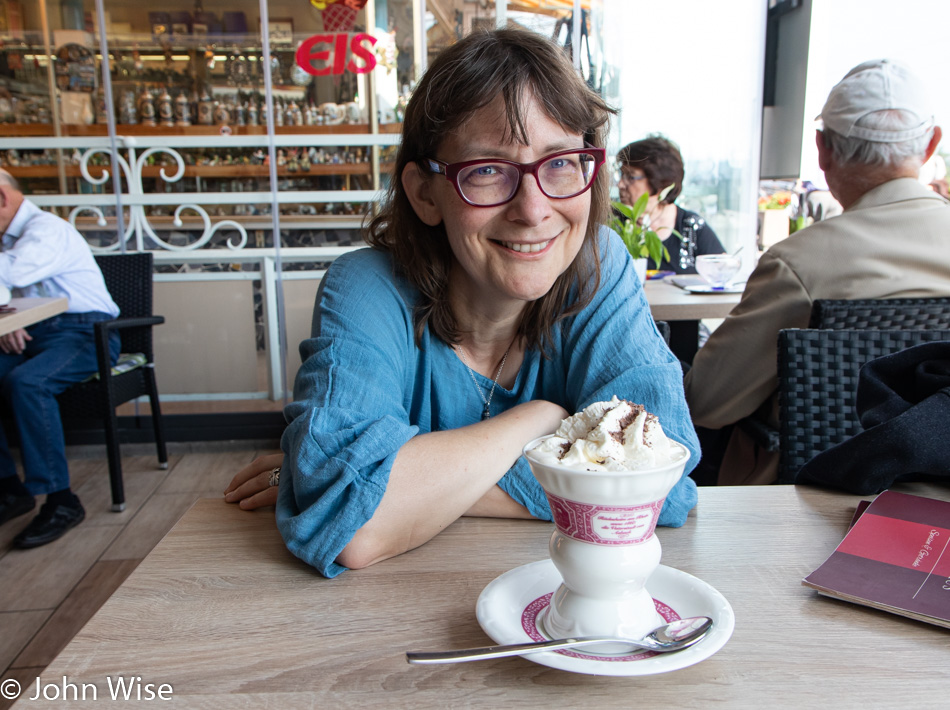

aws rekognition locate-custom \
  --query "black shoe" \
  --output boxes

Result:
[13,498,85,549]
[0,492,35,526]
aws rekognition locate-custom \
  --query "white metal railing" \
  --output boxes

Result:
[13,133,392,251]
[152,247,365,401]
[72,144,250,252]
[12,129,387,401]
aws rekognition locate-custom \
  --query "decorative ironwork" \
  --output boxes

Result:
[69,142,248,252]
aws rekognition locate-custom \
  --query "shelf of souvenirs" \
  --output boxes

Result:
[72,212,367,232]
[3,162,395,180]
[0,31,307,53]
[0,122,403,137]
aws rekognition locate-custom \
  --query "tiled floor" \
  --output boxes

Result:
[0,444,279,710]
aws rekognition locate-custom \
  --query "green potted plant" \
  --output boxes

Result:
[608,185,681,281]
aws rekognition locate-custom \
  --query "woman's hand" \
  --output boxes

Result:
[224,453,285,510]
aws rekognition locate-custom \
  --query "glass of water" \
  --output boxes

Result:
[695,254,741,289]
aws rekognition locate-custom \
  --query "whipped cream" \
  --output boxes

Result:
[529,396,680,471]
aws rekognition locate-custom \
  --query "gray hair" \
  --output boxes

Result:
[823,109,933,168]
[0,170,19,191]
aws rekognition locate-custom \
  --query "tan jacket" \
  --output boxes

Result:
[684,178,950,483]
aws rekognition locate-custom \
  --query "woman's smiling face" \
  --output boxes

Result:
[418,93,592,310]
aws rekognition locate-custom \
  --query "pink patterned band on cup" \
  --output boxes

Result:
[546,492,665,545]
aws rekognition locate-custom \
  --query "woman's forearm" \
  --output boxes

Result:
[336,399,565,569]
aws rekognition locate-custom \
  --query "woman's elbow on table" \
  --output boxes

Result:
[335,524,409,570]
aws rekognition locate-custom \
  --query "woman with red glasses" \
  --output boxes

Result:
[225,29,699,577]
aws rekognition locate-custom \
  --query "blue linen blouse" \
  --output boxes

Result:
[277,228,700,577]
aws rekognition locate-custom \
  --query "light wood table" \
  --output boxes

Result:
[644,277,742,321]
[644,278,742,362]
[0,297,69,336]
[15,484,950,708]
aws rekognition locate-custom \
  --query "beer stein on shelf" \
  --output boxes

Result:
[198,91,214,125]
[343,101,360,124]
[319,102,344,125]
[234,100,246,126]
[96,86,110,124]
[214,98,231,126]
[157,88,175,127]
[119,91,137,125]
[138,88,156,127]
[175,92,192,127]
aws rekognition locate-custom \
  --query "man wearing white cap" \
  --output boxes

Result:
[0,168,120,547]
[685,59,950,486]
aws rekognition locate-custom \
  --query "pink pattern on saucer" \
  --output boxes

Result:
[546,492,665,545]
[520,593,680,662]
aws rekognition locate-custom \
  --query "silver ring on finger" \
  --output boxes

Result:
[268,467,281,487]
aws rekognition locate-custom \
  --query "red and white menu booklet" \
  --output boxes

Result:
[803,490,950,629]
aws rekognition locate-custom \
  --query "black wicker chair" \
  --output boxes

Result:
[57,252,167,511]
[776,328,950,483]
[809,297,950,330]
[739,297,950,457]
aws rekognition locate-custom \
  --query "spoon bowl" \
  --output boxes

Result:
[406,615,712,664]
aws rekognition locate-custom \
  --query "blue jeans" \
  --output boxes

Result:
[0,312,120,495]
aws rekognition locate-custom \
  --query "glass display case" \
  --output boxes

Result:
[0,0,416,411]
[0,0,767,418]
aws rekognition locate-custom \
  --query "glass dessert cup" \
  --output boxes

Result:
[695,254,741,289]
[523,436,690,654]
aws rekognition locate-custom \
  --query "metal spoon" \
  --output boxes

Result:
[406,615,712,664]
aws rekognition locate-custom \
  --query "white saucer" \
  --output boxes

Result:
[682,284,744,294]
[476,559,734,677]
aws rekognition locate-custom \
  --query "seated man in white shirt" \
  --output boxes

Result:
[0,168,120,548]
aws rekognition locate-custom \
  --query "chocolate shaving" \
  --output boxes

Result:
[642,412,659,447]
[557,441,571,459]
[617,401,645,444]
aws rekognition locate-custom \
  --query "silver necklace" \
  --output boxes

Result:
[456,341,512,420]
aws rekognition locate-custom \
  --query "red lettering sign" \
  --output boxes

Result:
[348,34,377,73]
[296,34,334,77]
[295,32,377,76]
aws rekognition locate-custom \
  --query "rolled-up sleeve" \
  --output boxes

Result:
[276,252,419,578]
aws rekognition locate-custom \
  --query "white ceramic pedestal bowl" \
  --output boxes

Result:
[523,436,690,653]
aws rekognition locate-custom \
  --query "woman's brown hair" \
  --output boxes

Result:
[365,28,614,353]
[617,136,685,205]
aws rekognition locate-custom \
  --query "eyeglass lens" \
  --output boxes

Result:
[456,151,598,206]
[615,169,644,184]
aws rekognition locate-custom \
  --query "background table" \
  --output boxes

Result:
[15,483,950,708]
[0,298,68,337]
[644,278,741,362]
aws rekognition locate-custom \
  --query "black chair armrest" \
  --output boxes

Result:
[91,316,165,380]
[736,415,780,452]
[96,316,165,331]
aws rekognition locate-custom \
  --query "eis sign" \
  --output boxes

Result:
[295,33,377,76]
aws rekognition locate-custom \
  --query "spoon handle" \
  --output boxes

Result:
[406,636,651,664]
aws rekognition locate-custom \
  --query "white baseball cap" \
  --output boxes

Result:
[817,59,934,143]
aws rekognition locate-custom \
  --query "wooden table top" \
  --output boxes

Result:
[16,484,950,708]
[0,297,69,336]
[644,277,742,321]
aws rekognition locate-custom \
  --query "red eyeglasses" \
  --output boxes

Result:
[422,147,606,207]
